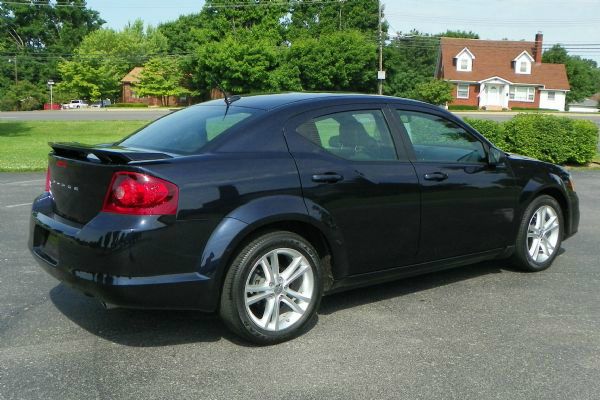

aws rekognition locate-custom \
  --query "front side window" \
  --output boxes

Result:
[509,86,535,102]
[120,105,262,154]
[295,110,397,161]
[396,110,486,164]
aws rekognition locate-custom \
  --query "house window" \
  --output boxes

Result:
[509,86,535,102]
[457,84,469,99]
[460,58,468,70]
[519,61,527,73]
[547,91,556,101]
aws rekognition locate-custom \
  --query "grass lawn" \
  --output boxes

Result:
[0,120,149,171]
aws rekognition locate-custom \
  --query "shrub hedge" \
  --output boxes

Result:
[448,105,478,110]
[464,114,598,165]
[109,103,149,108]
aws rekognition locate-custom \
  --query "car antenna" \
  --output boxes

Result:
[213,80,241,107]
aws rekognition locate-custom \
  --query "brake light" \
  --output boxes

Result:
[101,172,179,215]
[45,166,51,192]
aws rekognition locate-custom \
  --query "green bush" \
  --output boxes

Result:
[466,114,598,165]
[569,120,599,164]
[109,103,149,108]
[448,105,478,111]
[464,118,509,150]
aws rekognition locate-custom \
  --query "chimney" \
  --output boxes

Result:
[534,32,543,64]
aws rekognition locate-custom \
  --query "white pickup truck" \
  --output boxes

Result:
[62,100,89,109]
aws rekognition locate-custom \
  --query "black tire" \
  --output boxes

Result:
[220,231,323,345]
[513,195,563,272]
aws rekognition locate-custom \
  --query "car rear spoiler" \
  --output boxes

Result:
[50,142,173,165]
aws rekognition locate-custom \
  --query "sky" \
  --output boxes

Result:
[86,0,600,62]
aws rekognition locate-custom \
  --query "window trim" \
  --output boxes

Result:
[547,91,556,101]
[393,107,489,165]
[456,84,470,99]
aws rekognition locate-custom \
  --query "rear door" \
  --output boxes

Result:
[284,104,420,276]
[391,107,518,261]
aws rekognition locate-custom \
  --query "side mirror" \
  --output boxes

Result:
[488,146,506,166]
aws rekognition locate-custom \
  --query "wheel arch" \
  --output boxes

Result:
[196,195,346,311]
[519,181,571,237]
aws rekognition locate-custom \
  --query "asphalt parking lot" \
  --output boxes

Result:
[1,171,599,400]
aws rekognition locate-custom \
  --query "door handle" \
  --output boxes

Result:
[423,172,448,181]
[312,173,343,183]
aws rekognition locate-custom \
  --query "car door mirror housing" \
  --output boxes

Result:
[488,146,506,166]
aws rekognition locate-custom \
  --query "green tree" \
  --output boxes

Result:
[287,30,377,92]
[409,79,453,105]
[0,0,104,88]
[288,0,383,39]
[57,20,168,101]
[439,30,479,39]
[135,57,192,106]
[0,81,46,111]
[193,34,300,94]
[543,44,600,103]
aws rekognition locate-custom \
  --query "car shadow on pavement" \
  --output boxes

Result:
[49,258,532,347]
[48,284,252,347]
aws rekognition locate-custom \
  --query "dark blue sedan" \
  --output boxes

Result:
[29,93,579,344]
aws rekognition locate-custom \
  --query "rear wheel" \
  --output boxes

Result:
[513,195,563,272]
[220,231,323,344]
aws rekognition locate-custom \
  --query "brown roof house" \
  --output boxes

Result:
[436,33,570,111]
[121,67,190,107]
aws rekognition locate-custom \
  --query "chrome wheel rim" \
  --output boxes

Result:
[527,205,560,263]
[244,248,315,332]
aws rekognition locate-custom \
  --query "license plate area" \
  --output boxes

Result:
[34,226,59,265]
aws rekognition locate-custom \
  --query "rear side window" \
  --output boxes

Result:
[295,109,397,161]
[120,106,262,154]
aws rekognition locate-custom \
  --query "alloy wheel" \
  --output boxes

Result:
[527,205,560,263]
[244,248,315,332]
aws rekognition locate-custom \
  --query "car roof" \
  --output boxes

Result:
[199,92,435,111]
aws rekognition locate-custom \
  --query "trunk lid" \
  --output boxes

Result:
[48,142,172,224]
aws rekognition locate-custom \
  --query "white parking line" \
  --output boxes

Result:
[5,202,32,209]
[3,179,44,186]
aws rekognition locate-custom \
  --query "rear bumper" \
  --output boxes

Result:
[28,193,219,311]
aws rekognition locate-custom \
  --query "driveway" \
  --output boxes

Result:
[1,171,599,399]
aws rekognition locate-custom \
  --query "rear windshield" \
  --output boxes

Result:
[119,105,262,154]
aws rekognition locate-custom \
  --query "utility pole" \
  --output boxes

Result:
[48,80,55,110]
[9,56,18,84]
[377,0,384,95]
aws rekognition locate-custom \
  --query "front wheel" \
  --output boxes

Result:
[220,231,323,344]
[513,195,563,272]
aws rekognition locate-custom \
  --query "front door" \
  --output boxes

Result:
[285,105,421,276]
[392,107,518,261]
[488,85,500,106]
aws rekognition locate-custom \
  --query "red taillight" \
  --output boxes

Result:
[45,166,51,192]
[101,172,179,215]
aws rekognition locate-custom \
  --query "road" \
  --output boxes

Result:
[1,171,599,399]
